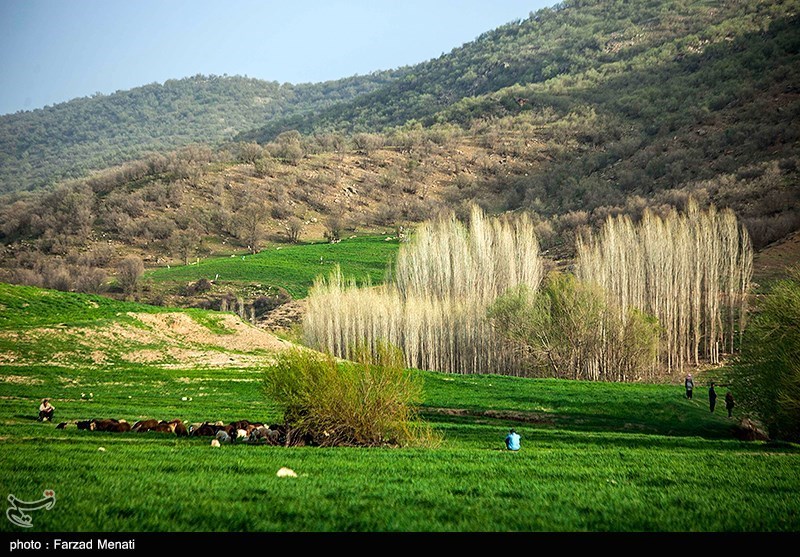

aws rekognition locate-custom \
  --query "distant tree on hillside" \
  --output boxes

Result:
[237,201,269,254]
[170,228,201,266]
[285,216,304,244]
[117,256,144,296]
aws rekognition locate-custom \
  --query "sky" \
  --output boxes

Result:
[0,0,557,116]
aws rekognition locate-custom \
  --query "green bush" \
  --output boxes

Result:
[728,270,800,441]
[263,342,436,447]
[488,272,660,381]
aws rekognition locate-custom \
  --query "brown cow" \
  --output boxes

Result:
[172,420,188,437]
[132,419,160,433]
[151,422,175,434]
[76,420,95,430]
[93,419,131,433]
[190,422,217,437]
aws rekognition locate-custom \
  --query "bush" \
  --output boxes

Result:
[117,256,144,295]
[488,272,660,381]
[263,342,436,447]
[727,270,800,441]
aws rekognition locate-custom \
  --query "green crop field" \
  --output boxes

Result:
[146,235,401,299]
[1,284,799,532]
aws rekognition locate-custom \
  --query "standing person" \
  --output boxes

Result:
[685,373,694,399]
[38,398,55,421]
[725,391,735,418]
[709,382,717,413]
[505,428,521,451]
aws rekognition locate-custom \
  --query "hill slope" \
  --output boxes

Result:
[0,283,290,369]
[0,0,797,307]
[240,0,800,235]
[0,71,405,193]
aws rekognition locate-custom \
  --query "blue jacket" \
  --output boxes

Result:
[505,432,521,451]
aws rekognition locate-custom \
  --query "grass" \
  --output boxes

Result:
[146,235,401,299]
[1,362,798,532]
[0,283,165,330]
[1,282,799,532]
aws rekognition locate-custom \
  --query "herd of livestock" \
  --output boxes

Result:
[55,418,306,445]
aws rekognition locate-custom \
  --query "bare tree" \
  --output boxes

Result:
[285,216,304,243]
[324,213,344,243]
[170,228,200,266]
[304,205,544,375]
[576,198,753,372]
[117,256,144,296]
[237,201,269,254]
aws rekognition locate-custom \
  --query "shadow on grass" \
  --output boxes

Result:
[421,409,752,444]
[423,413,800,454]
[14,414,42,422]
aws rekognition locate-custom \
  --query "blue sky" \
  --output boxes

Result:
[0,0,556,116]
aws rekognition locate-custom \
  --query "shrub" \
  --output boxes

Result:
[488,272,660,381]
[73,266,107,293]
[727,270,800,442]
[117,256,144,295]
[263,342,436,447]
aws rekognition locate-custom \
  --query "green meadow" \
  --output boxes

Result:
[1,362,799,532]
[146,235,400,298]
[0,275,798,532]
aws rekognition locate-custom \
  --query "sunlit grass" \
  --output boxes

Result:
[1,361,798,532]
[146,235,400,299]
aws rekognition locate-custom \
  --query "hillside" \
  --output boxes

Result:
[0,0,798,317]
[241,0,800,239]
[0,71,405,193]
[0,283,290,369]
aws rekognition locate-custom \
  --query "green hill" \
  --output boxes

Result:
[240,0,799,235]
[1,0,798,303]
[0,71,405,193]
[146,235,400,299]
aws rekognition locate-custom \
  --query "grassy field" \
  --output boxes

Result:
[146,235,401,299]
[1,282,799,532]
[1,364,799,532]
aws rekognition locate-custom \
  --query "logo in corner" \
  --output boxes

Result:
[6,490,56,528]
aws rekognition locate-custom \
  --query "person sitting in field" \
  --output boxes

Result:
[505,428,521,451]
[38,398,55,422]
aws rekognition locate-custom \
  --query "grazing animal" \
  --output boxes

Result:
[222,424,237,439]
[151,422,175,434]
[172,420,189,437]
[132,419,159,433]
[91,419,116,432]
[215,430,231,444]
[76,420,95,431]
[56,422,68,429]
[230,420,251,431]
[191,422,217,437]
[211,439,221,447]
[276,467,297,478]
[248,425,269,443]
[93,419,130,433]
